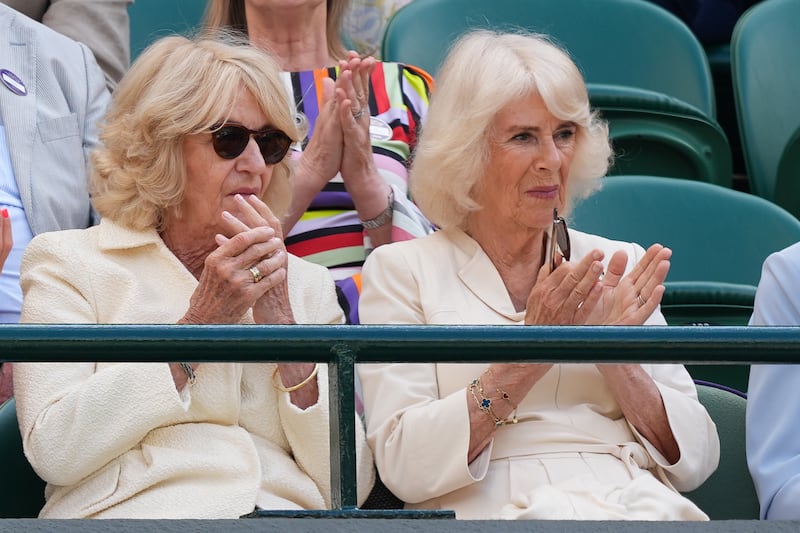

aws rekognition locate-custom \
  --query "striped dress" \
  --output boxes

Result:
[282,61,434,324]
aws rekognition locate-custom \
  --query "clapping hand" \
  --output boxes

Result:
[579,244,672,325]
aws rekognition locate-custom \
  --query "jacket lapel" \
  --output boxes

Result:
[449,228,524,322]
[0,9,37,207]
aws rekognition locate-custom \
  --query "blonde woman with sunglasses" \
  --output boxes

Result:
[204,0,434,325]
[13,35,374,518]
[357,31,719,520]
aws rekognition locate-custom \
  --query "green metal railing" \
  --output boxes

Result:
[2,324,799,516]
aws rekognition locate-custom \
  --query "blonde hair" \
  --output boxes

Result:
[203,0,350,61]
[410,30,612,229]
[91,34,298,231]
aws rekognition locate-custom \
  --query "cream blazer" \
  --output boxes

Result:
[358,227,719,518]
[14,219,374,518]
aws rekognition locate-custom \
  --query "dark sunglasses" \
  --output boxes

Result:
[210,123,292,165]
[549,207,571,272]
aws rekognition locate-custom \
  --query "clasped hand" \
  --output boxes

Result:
[294,53,386,216]
[184,194,294,325]
[525,244,671,325]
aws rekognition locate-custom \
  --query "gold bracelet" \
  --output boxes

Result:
[484,368,519,424]
[469,377,510,427]
[496,387,519,424]
[272,364,319,393]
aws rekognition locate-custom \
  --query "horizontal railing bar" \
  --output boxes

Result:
[0,325,799,363]
[3,324,799,512]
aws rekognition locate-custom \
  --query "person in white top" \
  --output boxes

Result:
[746,241,800,519]
[358,30,719,520]
[0,4,110,403]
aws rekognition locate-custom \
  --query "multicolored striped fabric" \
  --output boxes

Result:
[282,61,434,324]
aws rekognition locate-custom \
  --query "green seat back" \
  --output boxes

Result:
[682,384,759,519]
[570,175,800,287]
[382,0,715,117]
[774,127,800,219]
[731,0,800,205]
[128,0,207,60]
[0,399,45,518]
[591,84,732,186]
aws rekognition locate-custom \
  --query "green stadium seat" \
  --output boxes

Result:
[128,1,207,60]
[731,0,800,212]
[382,0,716,117]
[682,382,759,519]
[591,84,732,187]
[382,0,732,185]
[0,399,45,518]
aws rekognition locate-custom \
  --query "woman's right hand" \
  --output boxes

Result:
[0,208,12,274]
[285,77,345,232]
[297,76,344,188]
[180,209,280,325]
[524,250,606,325]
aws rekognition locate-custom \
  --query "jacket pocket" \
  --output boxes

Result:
[38,113,79,143]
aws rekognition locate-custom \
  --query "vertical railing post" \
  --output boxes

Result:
[329,343,358,510]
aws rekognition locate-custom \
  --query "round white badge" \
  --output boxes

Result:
[369,117,393,141]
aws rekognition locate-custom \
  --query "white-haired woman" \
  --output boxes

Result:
[14,35,373,518]
[357,31,718,520]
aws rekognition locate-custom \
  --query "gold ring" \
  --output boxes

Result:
[352,108,364,120]
[637,294,646,307]
[249,265,263,283]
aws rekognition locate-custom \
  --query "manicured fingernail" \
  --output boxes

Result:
[222,211,236,221]
[1,208,8,218]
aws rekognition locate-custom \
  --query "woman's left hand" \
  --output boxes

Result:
[581,244,672,325]
[219,194,295,325]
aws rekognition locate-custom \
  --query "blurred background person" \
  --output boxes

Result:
[341,0,411,57]
[1,0,132,90]
[358,30,718,520]
[0,3,110,402]
[204,0,433,325]
[14,35,373,518]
